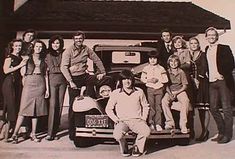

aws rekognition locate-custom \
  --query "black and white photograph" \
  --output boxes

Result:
[0,0,235,158]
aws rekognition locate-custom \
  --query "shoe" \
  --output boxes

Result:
[211,134,224,142]
[196,130,209,142]
[149,124,155,130]
[155,125,163,131]
[132,145,142,157]
[45,135,54,141]
[217,136,231,144]
[30,134,40,143]
[165,125,174,130]
[181,127,188,134]
[121,150,130,157]
[54,136,59,140]
[8,135,18,144]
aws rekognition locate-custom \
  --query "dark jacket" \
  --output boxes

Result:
[157,40,174,69]
[25,56,47,76]
[205,44,235,92]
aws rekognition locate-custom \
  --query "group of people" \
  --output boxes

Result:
[0,27,234,157]
[0,30,107,144]
[106,27,234,157]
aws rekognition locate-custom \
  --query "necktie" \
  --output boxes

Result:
[166,44,170,52]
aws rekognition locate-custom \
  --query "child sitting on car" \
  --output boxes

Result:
[161,54,190,134]
[141,51,168,131]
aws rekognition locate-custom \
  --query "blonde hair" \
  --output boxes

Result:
[172,36,187,51]
[167,54,181,68]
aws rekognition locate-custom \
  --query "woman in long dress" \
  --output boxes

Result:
[1,39,28,141]
[10,40,49,144]
[189,37,210,141]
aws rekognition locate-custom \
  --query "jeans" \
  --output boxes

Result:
[161,91,190,129]
[147,87,164,126]
[209,80,233,139]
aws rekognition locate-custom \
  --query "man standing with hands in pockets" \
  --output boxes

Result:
[205,27,234,144]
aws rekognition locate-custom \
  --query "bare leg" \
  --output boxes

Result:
[12,115,25,136]
[30,118,40,142]
[4,121,10,141]
[31,118,38,135]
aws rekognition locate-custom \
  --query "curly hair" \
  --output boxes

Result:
[5,39,24,57]
[172,36,187,52]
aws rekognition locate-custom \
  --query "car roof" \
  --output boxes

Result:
[93,45,157,52]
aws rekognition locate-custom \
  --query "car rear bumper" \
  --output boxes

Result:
[75,127,190,139]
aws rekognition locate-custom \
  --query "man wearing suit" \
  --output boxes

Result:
[157,28,174,69]
[205,27,235,144]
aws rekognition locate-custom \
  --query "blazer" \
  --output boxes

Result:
[157,40,174,69]
[205,44,235,92]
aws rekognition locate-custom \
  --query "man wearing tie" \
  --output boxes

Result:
[157,28,174,69]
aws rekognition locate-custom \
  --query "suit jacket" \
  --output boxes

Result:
[157,40,174,69]
[205,44,235,92]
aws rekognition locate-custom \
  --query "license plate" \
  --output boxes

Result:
[85,115,109,128]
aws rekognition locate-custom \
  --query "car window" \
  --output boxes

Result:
[112,51,141,64]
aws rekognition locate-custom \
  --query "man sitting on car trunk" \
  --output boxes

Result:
[105,70,150,157]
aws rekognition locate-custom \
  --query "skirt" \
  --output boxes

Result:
[2,75,22,121]
[19,74,48,117]
[195,77,210,110]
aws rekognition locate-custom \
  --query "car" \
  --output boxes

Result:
[72,44,190,147]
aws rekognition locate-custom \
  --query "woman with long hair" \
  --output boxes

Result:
[10,40,49,144]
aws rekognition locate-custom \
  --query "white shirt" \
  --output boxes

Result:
[165,42,172,52]
[206,44,224,82]
[141,64,168,89]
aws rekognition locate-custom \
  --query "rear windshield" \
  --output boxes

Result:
[112,51,141,64]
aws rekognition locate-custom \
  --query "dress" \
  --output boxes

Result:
[2,54,22,122]
[18,57,48,117]
[191,51,209,109]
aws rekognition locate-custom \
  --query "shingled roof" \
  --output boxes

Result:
[5,0,231,39]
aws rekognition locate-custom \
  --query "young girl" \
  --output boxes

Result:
[10,40,49,144]
[141,51,168,131]
[189,37,209,141]
[1,39,28,141]
[161,55,190,133]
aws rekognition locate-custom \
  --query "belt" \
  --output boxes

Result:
[32,73,41,75]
